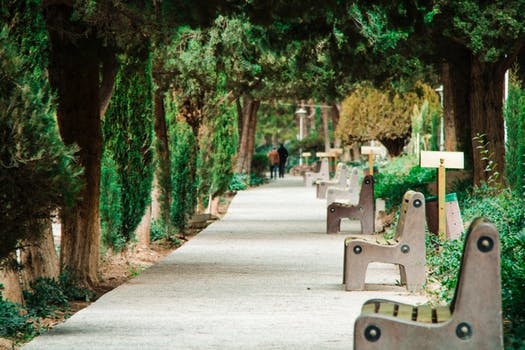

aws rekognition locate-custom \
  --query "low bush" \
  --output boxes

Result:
[426,186,525,348]
[23,277,68,318]
[0,287,33,340]
[228,173,249,191]
[251,154,269,178]
[374,155,435,211]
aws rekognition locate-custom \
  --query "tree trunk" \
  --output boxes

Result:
[135,204,151,246]
[379,137,406,157]
[331,104,342,148]
[20,219,59,289]
[469,57,506,186]
[235,95,259,174]
[442,56,471,154]
[321,106,330,152]
[0,257,23,304]
[245,99,260,174]
[153,87,171,232]
[46,5,110,287]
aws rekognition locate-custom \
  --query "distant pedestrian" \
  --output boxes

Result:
[267,147,279,179]
[277,143,288,178]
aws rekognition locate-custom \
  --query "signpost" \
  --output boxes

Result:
[420,151,464,240]
[361,146,383,175]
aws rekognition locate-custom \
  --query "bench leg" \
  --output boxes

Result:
[344,245,368,291]
[327,207,341,234]
[399,264,425,292]
[360,207,375,234]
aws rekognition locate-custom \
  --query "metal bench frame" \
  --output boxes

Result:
[343,191,426,291]
[353,218,503,349]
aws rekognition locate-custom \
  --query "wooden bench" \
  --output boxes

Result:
[326,167,360,205]
[304,158,329,187]
[326,175,374,234]
[316,162,349,199]
[343,191,426,291]
[353,218,503,349]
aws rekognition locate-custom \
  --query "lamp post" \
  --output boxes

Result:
[295,107,307,165]
[435,85,444,151]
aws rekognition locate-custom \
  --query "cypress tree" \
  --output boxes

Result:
[505,79,525,194]
[167,101,198,233]
[101,48,154,249]
[0,1,80,261]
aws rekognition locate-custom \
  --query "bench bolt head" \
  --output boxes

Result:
[330,207,335,213]
[455,322,472,340]
[400,244,410,254]
[413,199,422,208]
[477,236,494,253]
[364,325,381,342]
[353,245,362,254]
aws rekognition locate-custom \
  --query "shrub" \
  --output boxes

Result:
[374,155,435,211]
[426,186,525,347]
[228,173,249,191]
[150,219,167,242]
[0,286,33,339]
[23,278,68,318]
[251,153,269,177]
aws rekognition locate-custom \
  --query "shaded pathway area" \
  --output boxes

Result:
[23,176,426,350]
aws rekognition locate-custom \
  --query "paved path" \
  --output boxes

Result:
[23,176,426,350]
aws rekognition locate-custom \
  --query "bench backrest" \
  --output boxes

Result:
[450,218,501,317]
[394,191,425,241]
[334,163,349,185]
[358,175,374,207]
[318,158,329,178]
[348,168,359,189]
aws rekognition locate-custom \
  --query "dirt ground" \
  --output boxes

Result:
[1,194,234,350]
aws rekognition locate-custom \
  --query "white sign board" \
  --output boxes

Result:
[316,152,329,158]
[361,146,383,155]
[420,151,464,169]
[302,152,312,157]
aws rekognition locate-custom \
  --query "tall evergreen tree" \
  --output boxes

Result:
[0,1,80,261]
[102,48,154,249]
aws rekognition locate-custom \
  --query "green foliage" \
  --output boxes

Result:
[251,154,269,178]
[249,173,267,187]
[208,101,238,197]
[23,267,94,318]
[505,78,525,194]
[228,173,249,191]
[101,50,154,250]
[169,119,198,232]
[100,153,124,250]
[23,277,68,318]
[374,155,435,211]
[427,186,525,347]
[0,285,34,340]
[150,219,167,242]
[337,83,440,156]
[58,266,95,301]
[0,5,81,260]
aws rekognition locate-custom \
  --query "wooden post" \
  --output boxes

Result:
[368,153,374,176]
[438,159,446,240]
[420,151,464,241]
[361,146,382,175]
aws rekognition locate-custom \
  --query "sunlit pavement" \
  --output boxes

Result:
[23,176,427,350]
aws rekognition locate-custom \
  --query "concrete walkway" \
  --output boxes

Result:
[23,176,426,350]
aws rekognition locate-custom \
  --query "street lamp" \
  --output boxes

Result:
[435,85,444,151]
[295,107,307,165]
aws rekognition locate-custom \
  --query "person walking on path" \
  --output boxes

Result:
[277,143,288,178]
[267,147,279,179]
